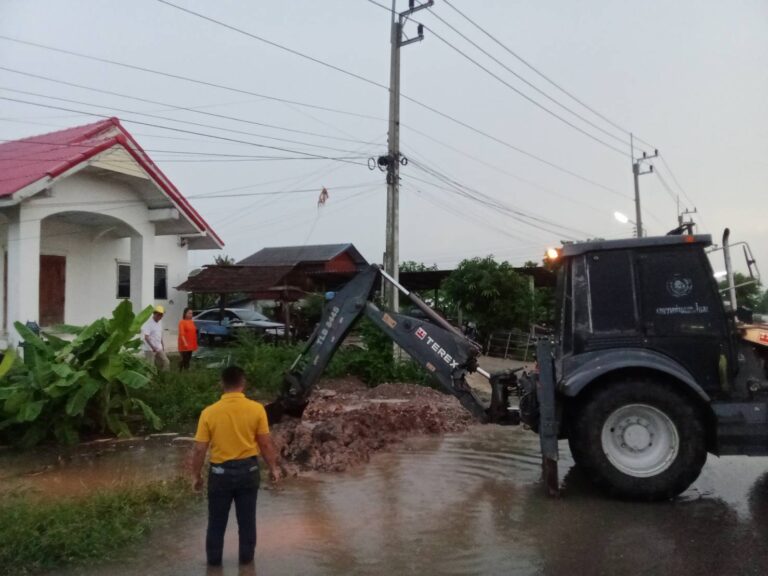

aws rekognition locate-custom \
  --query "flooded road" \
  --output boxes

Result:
[21,425,766,576]
[0,436,190,498]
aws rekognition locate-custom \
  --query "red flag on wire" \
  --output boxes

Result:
[317,187,329,207]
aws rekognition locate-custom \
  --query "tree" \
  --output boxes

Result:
[443,256,535,337]
[718,273,763,310]
[399,261,438,272]
[399,261,446,310]
[213,254,235,266]
[758,290,768,314]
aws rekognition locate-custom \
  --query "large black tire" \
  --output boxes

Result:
[568,378,707,501]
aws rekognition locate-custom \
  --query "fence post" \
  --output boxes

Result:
[503,331,512,359]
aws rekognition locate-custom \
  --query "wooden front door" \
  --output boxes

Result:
[40,255,66,326]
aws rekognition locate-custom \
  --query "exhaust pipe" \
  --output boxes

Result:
[723,228,737,312]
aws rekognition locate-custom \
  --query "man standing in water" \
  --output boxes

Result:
[190,366,282,567]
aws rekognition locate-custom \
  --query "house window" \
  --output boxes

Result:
[116,264,169,300]
[154,266,168,300]
[117,263,131,299]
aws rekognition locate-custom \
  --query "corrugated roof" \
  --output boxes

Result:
[237,243,367,266]
[176,265,295,293]
[0,119,116,197]
[0,118,223,247]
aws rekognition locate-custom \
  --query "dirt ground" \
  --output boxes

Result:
[270,377,474,476]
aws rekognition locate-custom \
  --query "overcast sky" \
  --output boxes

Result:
[1,0,766,272]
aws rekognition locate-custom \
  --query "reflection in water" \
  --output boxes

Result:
[12,427,767,576]
[0,437,189,498]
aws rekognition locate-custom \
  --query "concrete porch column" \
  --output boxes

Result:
[7,215,41,346]
[0,248,5,336]
[130,228,155,313]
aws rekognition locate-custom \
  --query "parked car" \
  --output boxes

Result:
[193,308,285,344]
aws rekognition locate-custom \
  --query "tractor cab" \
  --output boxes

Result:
[543,232,767,402]
[523,231,768,499]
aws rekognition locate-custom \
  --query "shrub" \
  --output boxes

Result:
[141,368,221,431]
[0,302,160,447]
[326,318,431,385]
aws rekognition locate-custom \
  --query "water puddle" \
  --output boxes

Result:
[2,426,765,575]
[0,436,190,498]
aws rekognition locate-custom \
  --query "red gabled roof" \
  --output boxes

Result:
[0,118,223,247]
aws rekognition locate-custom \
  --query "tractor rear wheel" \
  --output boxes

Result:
[569,378,707,500]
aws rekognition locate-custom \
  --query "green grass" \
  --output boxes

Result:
[0,478,193,575]
[143,368,222,431]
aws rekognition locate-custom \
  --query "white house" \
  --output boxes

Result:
[0,118,223,345]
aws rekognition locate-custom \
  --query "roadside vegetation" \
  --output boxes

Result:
[0,257,547,574]
[0,256,555,447]
[0,301,160,447]
[0,479,192,576]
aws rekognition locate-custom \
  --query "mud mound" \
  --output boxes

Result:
[271,378,473,476]
[316,377,368,394]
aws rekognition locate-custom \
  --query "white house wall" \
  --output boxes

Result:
[0,171,191,336]
[37,220,189,327]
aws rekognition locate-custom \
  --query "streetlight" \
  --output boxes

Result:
[614,211,640,237]
[614,211,632,225]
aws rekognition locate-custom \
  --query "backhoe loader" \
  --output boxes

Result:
[267,230,767,500]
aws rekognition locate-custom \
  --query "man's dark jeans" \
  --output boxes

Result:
[206,457,260,566]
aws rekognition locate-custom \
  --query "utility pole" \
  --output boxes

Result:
[630,133,658,238]
[382,0,432,312]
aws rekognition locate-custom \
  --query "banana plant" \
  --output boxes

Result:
[0,301,162,447]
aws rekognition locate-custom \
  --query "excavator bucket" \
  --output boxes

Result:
[265,373,312,424]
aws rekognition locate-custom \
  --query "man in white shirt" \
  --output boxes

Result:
[141,305,170,371]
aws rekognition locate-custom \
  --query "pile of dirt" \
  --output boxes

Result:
[270,377,473,476]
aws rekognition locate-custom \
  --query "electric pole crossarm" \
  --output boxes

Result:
[400,0,434,18]
[400,29,424,47]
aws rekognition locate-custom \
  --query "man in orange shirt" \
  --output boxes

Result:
[190,366,281,567]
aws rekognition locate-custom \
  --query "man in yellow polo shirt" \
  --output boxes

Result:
[190,366,281,567]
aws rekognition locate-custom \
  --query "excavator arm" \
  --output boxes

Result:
[265,265,518,424]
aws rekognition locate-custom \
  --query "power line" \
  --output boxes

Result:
[187,182,375,200]
[401,130,622,213]
[211,133,384,228]
[220,186,380,240]
[0,35,385,122]
[405,160,589,239]
[403,182,532,244]
[654,169,679,204]
[0,34,626,200]
[414,15,630,155]
[442,0,657,153]
[0,28,621,201]
[0,96,371,167]
[0,86,375,157]
[0,66,376,146]
[423,24,629,157]
[165,0,626,164]
[152,2,634,192]
[155,0,389,91]
[408,157,591,236]
[659,154,697,209]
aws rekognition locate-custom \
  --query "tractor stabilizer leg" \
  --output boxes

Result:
[537,339,560,497]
